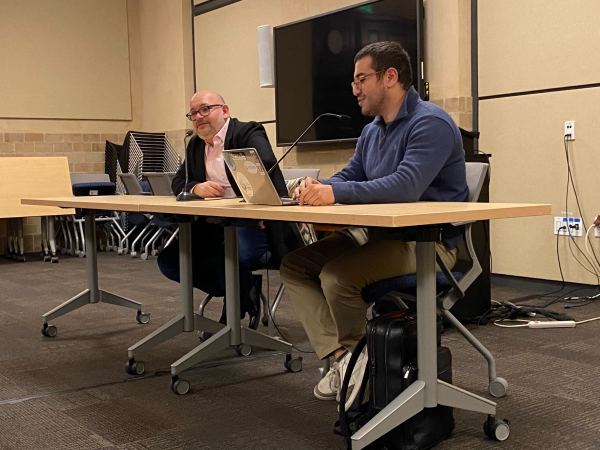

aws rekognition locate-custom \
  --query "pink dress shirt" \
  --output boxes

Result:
[204,118,236,198]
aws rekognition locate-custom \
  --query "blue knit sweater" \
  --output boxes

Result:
[324,87,468,205]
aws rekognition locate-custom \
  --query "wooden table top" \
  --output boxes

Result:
[22,195,551,228]
[1,157,75,218]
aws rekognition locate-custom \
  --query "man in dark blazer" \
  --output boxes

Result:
[158,90,301,328]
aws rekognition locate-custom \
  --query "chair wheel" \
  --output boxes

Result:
[171,376,190,395]
[484,416,510,441]
[41,323,57,338]
[51,256,59,263]
[141,253,148,260]
[284,354,303,373]
[489,377,508,398]
[198,330,213,341]
[136,311,151,324]
[125,359,145,375]
[236,345,252,357]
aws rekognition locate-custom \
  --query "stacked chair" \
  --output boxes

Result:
[109,131,181,259]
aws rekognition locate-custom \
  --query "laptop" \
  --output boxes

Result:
[222,148,298,206]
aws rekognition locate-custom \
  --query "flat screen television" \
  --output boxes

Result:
[274,0,423,146]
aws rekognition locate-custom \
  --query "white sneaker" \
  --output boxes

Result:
[336,347,368,412]
[313,364,338,401]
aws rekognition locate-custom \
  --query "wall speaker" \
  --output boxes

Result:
[257,25,274,88]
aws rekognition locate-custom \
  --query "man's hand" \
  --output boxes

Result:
[298,180,335,206]
[191,181,224,198]
[292,176,320,199]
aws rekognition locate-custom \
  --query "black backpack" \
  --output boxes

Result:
[336,311,455,450]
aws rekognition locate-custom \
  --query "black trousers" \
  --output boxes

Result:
[157,221,269,317]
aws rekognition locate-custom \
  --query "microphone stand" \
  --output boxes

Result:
[176,130,203,201]
[267,113,348,175]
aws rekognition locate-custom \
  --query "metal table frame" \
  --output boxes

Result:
[41,211,148,337]
[126,221,298,394]
[351,230,497,449]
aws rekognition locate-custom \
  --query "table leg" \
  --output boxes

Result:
[351,240,497,449]
[41,211,148,338]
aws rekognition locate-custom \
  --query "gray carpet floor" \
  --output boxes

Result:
[1,252,599,449]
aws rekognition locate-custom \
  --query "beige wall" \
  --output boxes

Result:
[0,0,193,252]
[0,0,131,120]
[479,0,600,283]
[193,0,471,178]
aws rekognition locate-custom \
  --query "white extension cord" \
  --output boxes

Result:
[494,316,600,329]
[527,320,576,328]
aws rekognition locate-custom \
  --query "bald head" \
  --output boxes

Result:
[188,90,230,144]
[191,90,226,105]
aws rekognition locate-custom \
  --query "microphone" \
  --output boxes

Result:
[176,129,203,201]
[267,113,349,175]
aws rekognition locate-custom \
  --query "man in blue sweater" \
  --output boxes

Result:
[280,41,468,409]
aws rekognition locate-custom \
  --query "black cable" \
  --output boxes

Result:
[262,265,315,354]
[563,137,600,273]
[561,137,600,284]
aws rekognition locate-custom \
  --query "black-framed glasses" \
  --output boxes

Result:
[350,70,386,90]
[186,104,224,120]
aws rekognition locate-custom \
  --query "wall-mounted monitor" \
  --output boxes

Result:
[274,0,423,146]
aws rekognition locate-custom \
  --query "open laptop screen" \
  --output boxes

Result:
[223,148,297,206]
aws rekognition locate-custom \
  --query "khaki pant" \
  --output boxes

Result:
[280,228,457,359]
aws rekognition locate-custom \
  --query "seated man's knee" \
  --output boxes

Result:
[320,260,360,298]
[279,252,297,281]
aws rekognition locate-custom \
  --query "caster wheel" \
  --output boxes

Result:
[41,323,58,337]
[489,377,508,398]
[284,354,303,373]
[141,253,148,260]
[236,345,252,357]
[126,359,145,375]
[51,256,59,263]
[484,416,510,441]
[198,330,213,341]
[136,311,151,324]
[130,252,138,258]
[171,377,190,395]
[43,255,51,262]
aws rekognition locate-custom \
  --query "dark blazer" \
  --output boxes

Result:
[172,118,302,266]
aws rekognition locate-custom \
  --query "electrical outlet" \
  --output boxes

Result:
[554,216,583,236]
[564,120,575,140]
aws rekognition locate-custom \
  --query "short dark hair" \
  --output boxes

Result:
[354,41,412,89]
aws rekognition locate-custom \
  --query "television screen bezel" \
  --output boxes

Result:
[273,0,424,147]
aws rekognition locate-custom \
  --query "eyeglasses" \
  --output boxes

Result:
[350,70,386,90]
[186,104,224,120]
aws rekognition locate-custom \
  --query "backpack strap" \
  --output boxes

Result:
[338,336,369,450]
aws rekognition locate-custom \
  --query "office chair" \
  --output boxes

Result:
[118,173,178,259]
[361,162,507,398]
[142,172,175,196]
[54,173,125,257]
[198,169,320,333]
